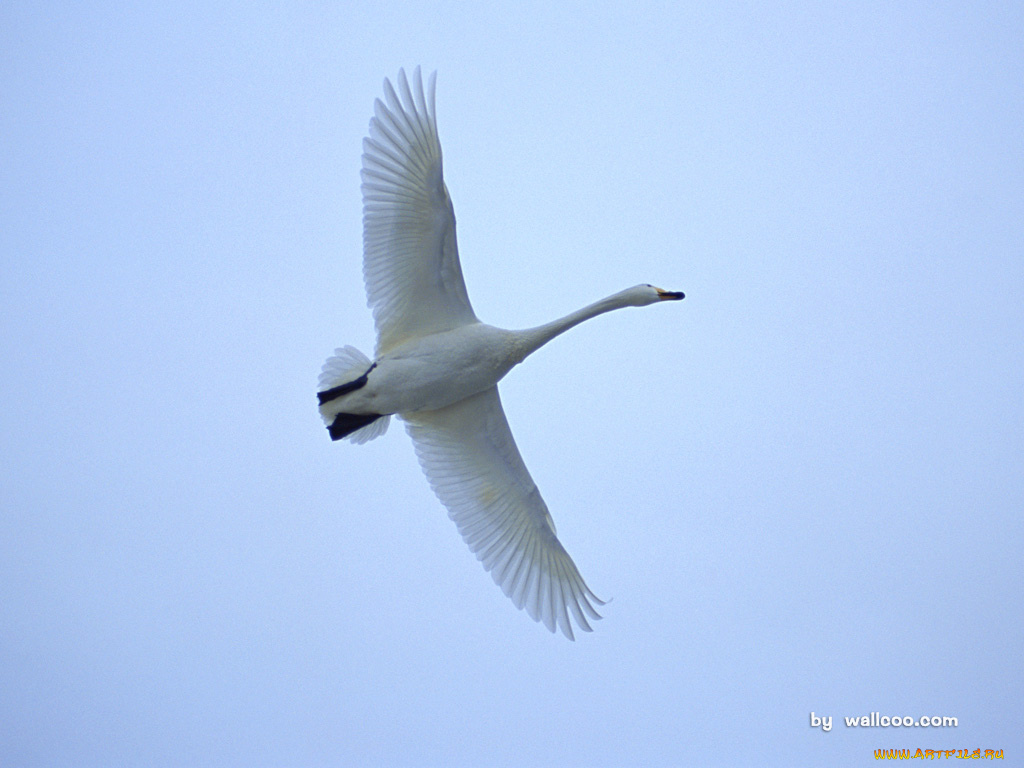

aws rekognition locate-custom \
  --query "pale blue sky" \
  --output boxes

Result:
[2,2,1022,766]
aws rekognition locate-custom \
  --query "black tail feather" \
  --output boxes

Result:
[328,412,382,441]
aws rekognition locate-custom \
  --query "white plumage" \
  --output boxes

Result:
[361,69,476,355]
[319,68,683,639]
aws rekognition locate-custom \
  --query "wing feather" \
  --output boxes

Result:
[361,68,477,355]
[403,387,604,640]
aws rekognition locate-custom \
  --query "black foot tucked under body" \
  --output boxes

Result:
[327,411,382,441]
[317,362,377,405]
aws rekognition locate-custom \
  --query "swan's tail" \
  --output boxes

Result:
[317,346,390,444]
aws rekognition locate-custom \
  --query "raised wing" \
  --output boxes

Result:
[403,387,604,640]
[361,68,478,356]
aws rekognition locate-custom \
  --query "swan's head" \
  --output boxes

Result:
[619,283,685,307]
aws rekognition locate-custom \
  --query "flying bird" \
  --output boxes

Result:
[319,68,684,639]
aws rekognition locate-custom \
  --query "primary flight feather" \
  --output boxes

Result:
[319,67,684,639]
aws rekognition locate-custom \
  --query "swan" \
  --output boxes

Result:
[318,68,684,639]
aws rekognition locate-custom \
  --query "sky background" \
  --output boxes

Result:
[2,2,1022,766]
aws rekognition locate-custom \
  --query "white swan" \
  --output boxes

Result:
[319,68,684,639]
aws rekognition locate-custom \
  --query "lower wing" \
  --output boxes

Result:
[403,387,604,639]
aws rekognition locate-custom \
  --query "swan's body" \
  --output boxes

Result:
[319,68,683,639]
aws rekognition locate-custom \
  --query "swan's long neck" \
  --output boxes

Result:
[513,289,635,361]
